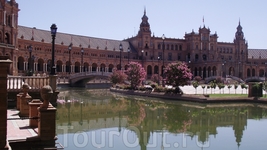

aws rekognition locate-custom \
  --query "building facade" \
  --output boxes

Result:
[1,0,267,81]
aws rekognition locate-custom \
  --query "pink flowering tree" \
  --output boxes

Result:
[109,69,127,85]
[125,62,146,89]
[164,61,193,88]
[151,74,162,85]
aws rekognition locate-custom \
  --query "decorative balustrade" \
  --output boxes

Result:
[7,75,50,91]
[69,71,112,79]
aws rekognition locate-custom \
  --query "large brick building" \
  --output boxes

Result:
[1,0,267,81]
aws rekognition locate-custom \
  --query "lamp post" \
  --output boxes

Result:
[141,50,144,67]
[265,62,267,83]
[224,61,226,77]
[238,61,241,78]
[128,47,130,64]
[162,34,165,86]
[81,48,84,72]
[28,45,32,76]
[68,43,72,74]
[119,43,123,70]
[222,62,224,77]
[50,24,57,75]
[158,56,160,85]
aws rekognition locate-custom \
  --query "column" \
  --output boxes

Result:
[0,56,12,149]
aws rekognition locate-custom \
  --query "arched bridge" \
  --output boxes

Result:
[205,75,265,84]
[69,71,112,86]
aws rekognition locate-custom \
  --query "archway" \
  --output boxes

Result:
[108,64,114,72]
[92,63,97,72]
[37,58,44,72]
[75,62,80,73]
[56,60,63,72]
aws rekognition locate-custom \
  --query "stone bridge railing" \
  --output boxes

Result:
[245,76,265,83]
[7,75,50,92]
[69,71,112,80]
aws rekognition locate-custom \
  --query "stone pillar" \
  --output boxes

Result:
[29,99,43,128]
[38,85,57,141]
[16,92,23,110]
[49,75,57,92]
[0,56,12,149]
[20,83,32,117]
[38,106,57,141]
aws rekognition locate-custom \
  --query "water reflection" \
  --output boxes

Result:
[56,88,267,150]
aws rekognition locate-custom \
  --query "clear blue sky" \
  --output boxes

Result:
[16,0,267,49]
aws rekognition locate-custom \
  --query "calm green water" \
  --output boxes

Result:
[56,88,267,150]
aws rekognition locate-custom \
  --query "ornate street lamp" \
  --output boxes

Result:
[141,50,144,67]
[28,45,33,76]
[158,56,160,85]
[119,43,123,70]
[238,61,241,78]
[50,24,57,75]
[68,43,72,74]
[128,47,130,64]
[265,62,267,83]
[81,48,84,72]
[222,62,224,77]
[162,34,165,86]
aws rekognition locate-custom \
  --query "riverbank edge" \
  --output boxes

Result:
[110,87,267,104]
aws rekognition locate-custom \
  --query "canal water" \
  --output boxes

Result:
[56,88,267,150]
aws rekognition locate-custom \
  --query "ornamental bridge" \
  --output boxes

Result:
[68,71,112,87]
[204,75,266,84]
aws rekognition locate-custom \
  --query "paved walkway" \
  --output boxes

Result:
[179,85,251,94]
[7,109,37,141]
